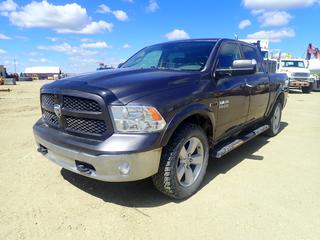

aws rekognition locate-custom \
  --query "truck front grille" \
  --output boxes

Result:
[42,110,59,126]
[41,93,110,137]
[292,72,309,78]
[42,94,55,107]
[63,96,102,112]
[65,116,107,135]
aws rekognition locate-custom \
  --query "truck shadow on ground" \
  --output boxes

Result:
[61,122,288,208]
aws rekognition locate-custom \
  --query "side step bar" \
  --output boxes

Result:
[214,125,270,158]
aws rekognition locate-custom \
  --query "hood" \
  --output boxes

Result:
[283,67,310,74]
[44,68,201,104]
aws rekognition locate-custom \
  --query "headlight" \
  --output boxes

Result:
[284,79,289,87]
[110,106,166,133]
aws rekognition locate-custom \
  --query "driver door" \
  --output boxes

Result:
[214,42,250,139]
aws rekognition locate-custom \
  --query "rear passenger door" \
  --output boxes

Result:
[241,44,270,121]
[214,42,250,139]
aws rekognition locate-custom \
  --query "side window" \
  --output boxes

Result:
[242,45,263,72]
[217,43,241,69]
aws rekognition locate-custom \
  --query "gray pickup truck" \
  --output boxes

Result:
[34,39,288,199]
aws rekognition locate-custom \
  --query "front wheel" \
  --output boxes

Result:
[302,86,311,93]
[152,123,209,199]
[264,101,282,137]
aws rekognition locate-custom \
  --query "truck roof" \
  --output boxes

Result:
[150,38,256,47]
[280,59,306,61]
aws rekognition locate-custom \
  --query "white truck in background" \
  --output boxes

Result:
[277,59,313,93]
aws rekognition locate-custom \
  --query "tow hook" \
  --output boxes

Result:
[75,160,96,175]
[37,145,48,155]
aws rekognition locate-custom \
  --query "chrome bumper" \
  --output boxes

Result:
[34,134,162,182]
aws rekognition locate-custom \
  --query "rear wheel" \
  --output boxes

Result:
[152,123,209,199]
[264,101,282,137]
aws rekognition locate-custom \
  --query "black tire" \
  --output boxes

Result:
[264,101,282,137]
[152,123,209,199]
[302,86,311,93]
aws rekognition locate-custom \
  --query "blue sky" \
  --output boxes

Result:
[0,0,319,73]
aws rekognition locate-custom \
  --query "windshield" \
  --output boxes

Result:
[281,61,305,68]
[121,41,216,71]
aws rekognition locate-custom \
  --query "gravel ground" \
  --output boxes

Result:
[0,81,319,240]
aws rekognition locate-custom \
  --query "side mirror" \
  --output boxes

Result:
[232,59,257,71]
[118,63,124,68]
[215,59,257,79]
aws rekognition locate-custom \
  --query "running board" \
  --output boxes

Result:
[214,125,270,158]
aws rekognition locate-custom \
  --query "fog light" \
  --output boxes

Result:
[118,162,130,175]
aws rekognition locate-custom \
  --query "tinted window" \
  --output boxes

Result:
[281,61,305,68]
[121,41,216,71]
[217,43,241,69]
[242,45,263,72]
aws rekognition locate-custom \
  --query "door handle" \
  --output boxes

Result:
[241,83,253,89]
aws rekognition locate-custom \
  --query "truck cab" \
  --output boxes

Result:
[277,59,313,93]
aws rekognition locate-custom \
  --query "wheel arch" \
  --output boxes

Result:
[266,89,286,118]
[160,104,215,147]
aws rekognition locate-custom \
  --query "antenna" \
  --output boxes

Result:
[14,57,17,74]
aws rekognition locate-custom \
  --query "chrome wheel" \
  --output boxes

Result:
[176,137,204,187]
[272,104,281,133]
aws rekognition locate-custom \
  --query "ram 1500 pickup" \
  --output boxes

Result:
[34,39,288,199]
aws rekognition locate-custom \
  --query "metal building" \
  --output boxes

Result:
[24,66,61,80]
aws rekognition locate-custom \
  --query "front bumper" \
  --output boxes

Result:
[289,78,312,88]
[34,126,162,182]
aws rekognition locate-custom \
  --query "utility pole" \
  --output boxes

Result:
[14,58,17,74]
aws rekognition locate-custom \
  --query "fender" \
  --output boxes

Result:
[160,103,216,146]
[265,83,286,118]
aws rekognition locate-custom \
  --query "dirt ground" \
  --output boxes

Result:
[0,81,319,240]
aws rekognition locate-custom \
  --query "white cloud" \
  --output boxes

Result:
[146,0,159,12]
[29,52,41,57]
[4,1,112,34]
[258,11,292,27]
[56,21,113,34]
[238,19,252,29]
[0,49,6,54]
[112,10,128,21]
[165,29,190,41]
[0,33,10,39]
[96,4,111,13]
[38,42,98,57]
[251,9,265,15]
[47,37,58,42]
[247,28,295,42]
[0,0,17,12]
[243,0,319,9]
[96,4,128,21]
[80,38,93,42]
[80,41,111,49]
[28,57,48,63]
[122,43,131,49]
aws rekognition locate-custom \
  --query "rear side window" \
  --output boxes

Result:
[242,45,263,72]
[217,43,241,69]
